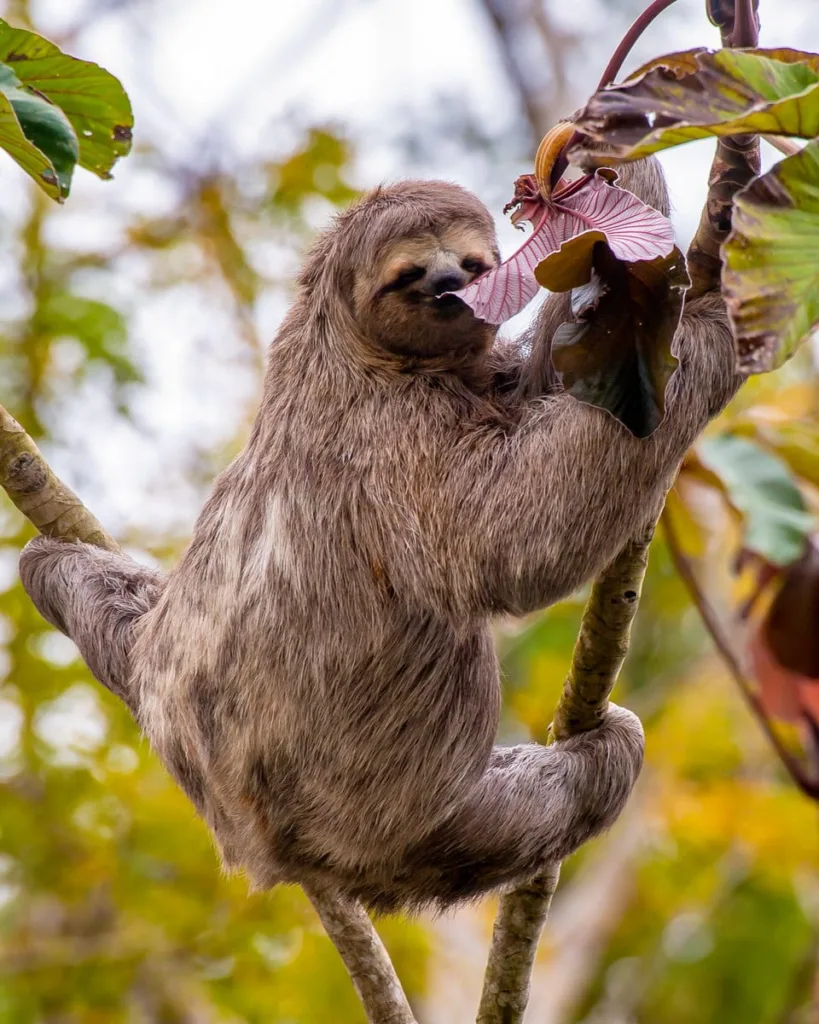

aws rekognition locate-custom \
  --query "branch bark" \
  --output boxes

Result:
[0,405,117,551]
[0,402,418,1024]
[304,885,418,1024]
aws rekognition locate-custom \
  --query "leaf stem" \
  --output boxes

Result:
[596,0,681,90]
[763,134,802,157]
[550,0,680,191]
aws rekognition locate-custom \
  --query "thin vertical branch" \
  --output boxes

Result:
[479,1,762,1016]
[478,525,657,1024]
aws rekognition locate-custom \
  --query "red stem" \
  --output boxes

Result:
[596,0,681,90]
[730,0,759,47]
[549,0,680,191]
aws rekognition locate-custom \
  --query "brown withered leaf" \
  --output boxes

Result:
[764,537,819,679]
[543,241,688,438]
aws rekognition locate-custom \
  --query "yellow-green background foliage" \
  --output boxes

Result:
[1,0,818,1021]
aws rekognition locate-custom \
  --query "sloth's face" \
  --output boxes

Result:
[354,221,499,360]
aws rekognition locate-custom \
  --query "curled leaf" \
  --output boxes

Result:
[546,243,687,437]
[569,48,819,166]
[748,538,819,726]
[723,140,819,373]
[0,59,77,198]
[452,170,675,324]
[0,88,63,199]
[533,120,575,199]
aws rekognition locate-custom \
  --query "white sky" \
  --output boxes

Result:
[4,0,818,541]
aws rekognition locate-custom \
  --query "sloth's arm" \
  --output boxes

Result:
[19,537,166,709]
[391,292,741,619]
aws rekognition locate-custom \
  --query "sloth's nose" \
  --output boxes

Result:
[423,270,469,296]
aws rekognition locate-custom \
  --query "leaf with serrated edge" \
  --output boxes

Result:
[452,171,675,325]
[0,89,61,199]
[571,48,819,165]
[723,140,819,374]
[0,19,132,178]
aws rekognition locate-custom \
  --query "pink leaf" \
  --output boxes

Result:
[453,171,676,325]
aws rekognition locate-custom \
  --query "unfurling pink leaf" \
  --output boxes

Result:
[453,170,676,325]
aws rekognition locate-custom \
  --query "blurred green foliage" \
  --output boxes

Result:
[1,3,819,1024]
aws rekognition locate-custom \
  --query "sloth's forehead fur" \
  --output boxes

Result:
[329,180,498,272]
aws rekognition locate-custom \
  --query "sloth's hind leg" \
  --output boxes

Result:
[359,705,644,912]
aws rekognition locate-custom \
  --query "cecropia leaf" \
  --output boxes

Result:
[452,170,676,325]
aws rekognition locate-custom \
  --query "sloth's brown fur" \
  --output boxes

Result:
[20,166,742,911]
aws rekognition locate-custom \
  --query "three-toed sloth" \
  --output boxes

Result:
[20,157,741,911]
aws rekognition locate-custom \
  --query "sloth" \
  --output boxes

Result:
[20,159,742,912]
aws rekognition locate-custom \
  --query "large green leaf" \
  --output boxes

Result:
[698,434,814,565]
[570,48,819,165]
[722,141,819,374]
[0,19,132,179]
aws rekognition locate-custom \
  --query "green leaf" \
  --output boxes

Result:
[40,291,142,387]
[570,48,819,165]
[722,140,819,374]
[546,243,688,438]
[3,77,78,196]
[0,19,132,180]
[0,89,62,199]
[698,434,814,565]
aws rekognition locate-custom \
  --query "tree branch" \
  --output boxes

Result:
[0,401,419,1024]
[477,865,561,1024]
[477,523,656,1024]
[661,508,819,799]
[479,3,762,1016]
[304,885,418,1024]
[0,405,118,551]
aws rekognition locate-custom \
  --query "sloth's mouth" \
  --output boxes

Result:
[430,293,468,317]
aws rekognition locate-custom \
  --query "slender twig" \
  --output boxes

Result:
[477,866,561,1024]
[597,0,681,91]
[0,402,419,1024]
[763,134,803,157]
[662,509,819,798]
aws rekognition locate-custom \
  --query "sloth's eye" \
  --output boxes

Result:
[461,258,490,276]
[390,266,426,290]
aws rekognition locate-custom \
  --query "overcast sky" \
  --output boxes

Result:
[3,0,818,540]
